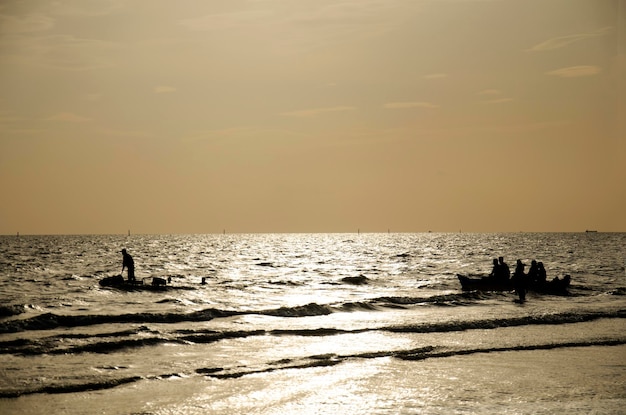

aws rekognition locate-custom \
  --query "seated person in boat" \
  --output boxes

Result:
[496,257,510,281]
[536,262,547,284]
[488,258,499,279]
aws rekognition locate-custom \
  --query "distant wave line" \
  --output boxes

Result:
[1,296,624,334]
[1,310,624,356]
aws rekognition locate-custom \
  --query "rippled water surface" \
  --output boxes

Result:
[0,233,624,414]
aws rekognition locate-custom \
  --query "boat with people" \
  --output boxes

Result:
[457,274,571,295]
[99,275,195,292]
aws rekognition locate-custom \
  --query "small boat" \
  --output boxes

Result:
[99,275,194,292]
[457,274,571,295]
[341,275,369,285]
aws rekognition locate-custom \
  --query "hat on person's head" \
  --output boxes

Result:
[121,249,126,254]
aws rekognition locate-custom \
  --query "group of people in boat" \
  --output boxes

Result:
[488,256,511,281]
[489,257,549,301]
[487,256,570,301]
[489,257,547,285]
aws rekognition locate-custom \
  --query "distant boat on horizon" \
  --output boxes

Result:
[585,230,598,233]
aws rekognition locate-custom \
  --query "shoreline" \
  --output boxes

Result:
[2,344,624,415]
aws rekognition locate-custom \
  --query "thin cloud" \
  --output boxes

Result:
[46,1,128,18]
[477,90,512,104]
[3,34,115,71]
[96,128,154,138]
[0,14,55,34]
[528,27,612,51]
[182,126,305,143]
[412,120,572,138]
[180,1,414,51]
[384,102,440,109]
[0,126,47,135]
[280,106,356,117]
[0,110,24,123]
[154,86,177,94]
[45,112,92,122]
[423,73,448,80]
[477,89,502,96]
[484,98,513,104]
[180,10,273,31]
[284,1,416,48]
[546,66,601,78]
[291,1,400,24]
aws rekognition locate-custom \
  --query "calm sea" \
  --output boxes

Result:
[1,233,624,414]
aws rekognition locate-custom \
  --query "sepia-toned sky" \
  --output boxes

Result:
[1,0,624,234]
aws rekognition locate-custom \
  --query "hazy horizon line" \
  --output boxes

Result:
[2,230,619,237]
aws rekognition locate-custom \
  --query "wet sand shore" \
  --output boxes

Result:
[3,344,624,415]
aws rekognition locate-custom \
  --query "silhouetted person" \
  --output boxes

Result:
[497,257,510,281]
[527,260,538,285]
[537,262,547,285]
[512,259,527,301]
[121,249,135,282]
[489,258,499,279]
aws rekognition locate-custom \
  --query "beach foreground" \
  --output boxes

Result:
[3,344,624,415]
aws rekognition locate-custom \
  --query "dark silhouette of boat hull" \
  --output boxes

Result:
[99,275,194,292]
[457,274,571,295]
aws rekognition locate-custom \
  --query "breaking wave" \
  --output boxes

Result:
[2,309,624,357]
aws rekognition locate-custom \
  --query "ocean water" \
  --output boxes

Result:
[0,232,624,414]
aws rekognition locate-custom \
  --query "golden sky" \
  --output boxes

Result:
[1,0,624,234]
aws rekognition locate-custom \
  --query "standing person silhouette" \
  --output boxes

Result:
[527,260,539,285]
[121,249,135,282]
[512,259,527,302]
